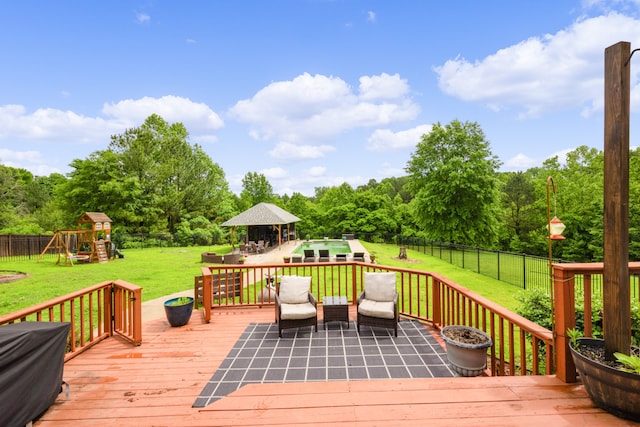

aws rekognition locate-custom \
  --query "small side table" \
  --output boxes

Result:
[322,296,349,329]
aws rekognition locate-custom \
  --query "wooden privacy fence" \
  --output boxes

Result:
[0,234,56,261]
[196,262,554,377]
[0,280,142,361]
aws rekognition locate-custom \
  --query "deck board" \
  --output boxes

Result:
[35,307,634,426]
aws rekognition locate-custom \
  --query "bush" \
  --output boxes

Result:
[516,289,640,346]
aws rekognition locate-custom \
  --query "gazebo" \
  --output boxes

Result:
[221,203,301,250]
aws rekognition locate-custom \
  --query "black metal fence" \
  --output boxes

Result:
[396,236,640,299]
[397,236,554,293]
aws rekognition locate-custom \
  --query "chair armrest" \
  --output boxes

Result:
[274,292,281,322]
[357,290,366,305]
[393,291,399,318]
[308,291,317,307]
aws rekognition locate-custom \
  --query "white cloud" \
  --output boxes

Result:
[359,73,409,101]
[0,96,224,148]
[229,72,419,143]
[504,148,573,171]
[260,167,288,179]
[367,11,376,23]
[308,166,326,176]
[136,13,150,24]
[504,153,540,170]
[435,13,640,118]
[269,141,336,160]
[367,124,432,151]
[0,148,62,176]
[0,104,121,142]
[103,95,224,131]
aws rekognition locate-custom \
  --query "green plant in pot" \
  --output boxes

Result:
[567,329,640,421]
[164,296,194,327]
[440,325,492,377]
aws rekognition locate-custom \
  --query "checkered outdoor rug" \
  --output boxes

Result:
[193,320,455,407]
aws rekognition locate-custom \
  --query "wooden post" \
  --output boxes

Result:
[553,266,576,382]
[603,41,631,359]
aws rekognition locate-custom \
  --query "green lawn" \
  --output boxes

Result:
[0,242,524,316]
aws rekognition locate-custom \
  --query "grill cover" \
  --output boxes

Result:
[0,322,70,426]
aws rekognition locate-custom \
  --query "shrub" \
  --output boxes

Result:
[516,289,640,346]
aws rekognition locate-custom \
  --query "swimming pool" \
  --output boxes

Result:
[292,240,352,256]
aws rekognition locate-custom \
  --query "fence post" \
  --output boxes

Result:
[431,276,441,327]
[462,246,465,269]
[201,267,213,323]
[553,265,577,383]
[522,254,527,290]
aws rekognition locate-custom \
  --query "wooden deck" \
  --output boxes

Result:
[36,307,635,426]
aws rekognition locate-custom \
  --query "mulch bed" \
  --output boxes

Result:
[0,270,28,284]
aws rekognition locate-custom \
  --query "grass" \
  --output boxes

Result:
[363,242,520,309]
[0,244,231,315]
[0,242,525,317]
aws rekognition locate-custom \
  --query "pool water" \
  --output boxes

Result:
[293,240,352,256]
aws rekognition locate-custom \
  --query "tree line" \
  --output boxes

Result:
[1,114,637,262]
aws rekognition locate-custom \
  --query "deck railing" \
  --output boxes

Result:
[0,280,142,361]
[196,262,554,376]
[553,261,640,382]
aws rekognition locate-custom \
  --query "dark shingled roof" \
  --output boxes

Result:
[221,203,301,226]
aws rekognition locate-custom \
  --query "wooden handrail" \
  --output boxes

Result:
[0,280,142,360]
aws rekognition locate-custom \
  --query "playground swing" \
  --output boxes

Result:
[37,212,115,266]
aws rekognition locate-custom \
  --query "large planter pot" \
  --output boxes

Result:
[569,337,640,421]
[441,325,493,377]
[164,297,194,327]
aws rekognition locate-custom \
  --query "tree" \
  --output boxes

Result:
[497,171,539,253]
[405,120,502,246]
[57,115,232,235]
[285,192,316,239]
[535,146,603,262]
[239,172,274,210]
[57,150,151,232]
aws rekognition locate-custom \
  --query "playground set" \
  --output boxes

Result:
[38,212,118,266]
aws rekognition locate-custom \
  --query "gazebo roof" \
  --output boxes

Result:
[221,203,300,226]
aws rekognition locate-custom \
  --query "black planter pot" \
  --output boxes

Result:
[164,297,194,327]
[569,337,640,421]
[440,325,493,377]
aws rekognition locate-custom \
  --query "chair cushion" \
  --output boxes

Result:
[358,299,395,319]
[364,272,396,302]
[280,302,317,320]
[279,276,312,304]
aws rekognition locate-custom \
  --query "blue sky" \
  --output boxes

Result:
[1,1,640,196]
